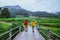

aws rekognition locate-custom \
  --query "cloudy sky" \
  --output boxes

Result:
[0,0,60,13]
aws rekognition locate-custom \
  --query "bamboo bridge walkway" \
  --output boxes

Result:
[14,26,45,40]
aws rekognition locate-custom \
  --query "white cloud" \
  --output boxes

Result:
[0,0,60,12]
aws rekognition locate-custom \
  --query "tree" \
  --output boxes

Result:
[0,7,2,11]
[0,7,2,17]
[1,8,10,18]
[24,13,29,17]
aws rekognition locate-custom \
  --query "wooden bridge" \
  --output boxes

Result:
[0,25,60,40]
[14,26,45,40]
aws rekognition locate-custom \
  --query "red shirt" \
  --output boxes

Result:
[24,21,28,25]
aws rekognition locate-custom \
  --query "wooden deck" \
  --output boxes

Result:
[14,26,45,40]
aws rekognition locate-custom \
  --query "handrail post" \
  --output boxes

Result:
[37,24,40,31]
[47,29,50,40]
[19,26,20,32]
[0,36,1,40]
[9,28,12,40]
[39,24,40,29]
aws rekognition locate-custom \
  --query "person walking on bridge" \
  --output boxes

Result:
[31,21,36,32]
[24,20,28,32]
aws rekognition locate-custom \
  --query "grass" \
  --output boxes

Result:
[40,26,60,35]
[0,21,20,40]
[37,17,60,23]
[36,17,60,37]
[0,17,60,36]
[0,21,11,34]
[39,26,60,39]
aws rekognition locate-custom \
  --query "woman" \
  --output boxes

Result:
[24,20,28,32]
[31,21,36,32]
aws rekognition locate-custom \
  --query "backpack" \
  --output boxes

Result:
[24,21,28,25]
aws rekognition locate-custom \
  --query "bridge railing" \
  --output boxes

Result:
[37,25,60,40]
[7,26,20,40]
[0,24,21,40]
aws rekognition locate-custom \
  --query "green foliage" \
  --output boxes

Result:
[39,26,60,39]
[0,21,11,34]
[37,17,60,28]
[0,7,2,10]
[10,23,18,28]
[0,17,60,40]
[0,8,10,18]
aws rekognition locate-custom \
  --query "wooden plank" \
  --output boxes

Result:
[14,26,45,40]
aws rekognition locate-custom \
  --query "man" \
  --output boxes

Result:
[24,20,28,32]
[31,21,36,32]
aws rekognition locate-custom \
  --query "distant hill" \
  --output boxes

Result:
[0,5,60,18]
[2,5,30,17]
[32,11,59,18]
[55,12,60,17]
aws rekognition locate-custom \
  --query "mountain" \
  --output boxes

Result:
[32,11,58,18]
[0,5,60,18]
[55,12,60,17]
[3,5,31,17]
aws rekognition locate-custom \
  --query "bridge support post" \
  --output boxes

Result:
[37,24,40,31]
[9,28,12,40]
[0,36,1,40]
[47,29,50,40]
[19,26,20,32]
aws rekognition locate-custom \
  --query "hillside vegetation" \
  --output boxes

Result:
[0,17,60,35]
